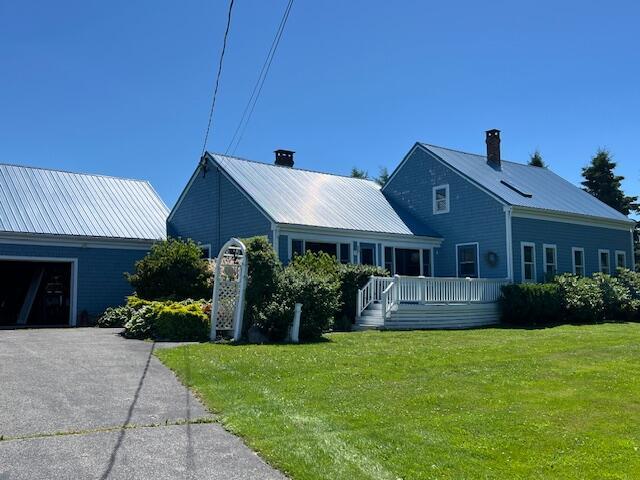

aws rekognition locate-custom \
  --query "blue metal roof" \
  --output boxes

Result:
[0,163,169,241]
[419,144,633,223]
[208,153,440,237]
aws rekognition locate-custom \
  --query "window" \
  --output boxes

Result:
[305,241,337,257]
[360,245,375,266]
[615,250,627,270]
[384,247,394,273]
[543,244,557,279]
[432,184,450,214]
[339,243,350,264]
[521,242,536,283]
[572,247,585,276]
[598,249,610,274]
[422,249,432,277]
[457,243,478,278]
[292,239,304,257]
[199,245,211,259]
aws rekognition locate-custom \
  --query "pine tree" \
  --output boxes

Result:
[528,150,546,167]
[581,149,638,216]
[350,167,368,179]
[375,167,390,187]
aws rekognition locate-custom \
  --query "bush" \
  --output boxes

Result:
[242,236,282,334]
[121,297,210,341]
[97,305,133,328]
[337,263,389,330]
[594,273,637,321]
[500,283,562,326]
[554,274,604,323]
[125,238,211,301]
[155,303,210,341]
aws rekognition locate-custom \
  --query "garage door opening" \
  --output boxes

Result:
[0,259,75,327]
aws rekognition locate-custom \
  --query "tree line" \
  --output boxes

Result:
[351,149,639,269]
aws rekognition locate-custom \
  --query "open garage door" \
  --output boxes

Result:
[0,258,76,327]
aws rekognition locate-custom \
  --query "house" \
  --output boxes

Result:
[168,130,635,328]
[0,164,168,327]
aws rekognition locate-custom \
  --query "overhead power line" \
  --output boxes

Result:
[201,0,235,157]
[225,0,294,155]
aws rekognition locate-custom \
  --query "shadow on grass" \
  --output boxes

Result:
[495,319,637,330]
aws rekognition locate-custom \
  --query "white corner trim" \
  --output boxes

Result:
[504,206,513,281]
[572,247,585,275]
[598,248,611,274]
[0,255,78,326]
[455,242,480,278]
[520,242,537,283]
[432,184,450,215]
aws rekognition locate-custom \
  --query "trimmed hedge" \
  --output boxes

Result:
[501,269,640,326]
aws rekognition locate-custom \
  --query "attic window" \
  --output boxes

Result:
[500,180,532,198]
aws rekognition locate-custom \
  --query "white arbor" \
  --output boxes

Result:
[210,238,248,341]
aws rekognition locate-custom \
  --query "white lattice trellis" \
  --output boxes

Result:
[210,238,248,341]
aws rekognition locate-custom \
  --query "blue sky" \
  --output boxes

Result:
[1,1,638,217]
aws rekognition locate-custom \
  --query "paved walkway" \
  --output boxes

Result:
[0,328,285,480]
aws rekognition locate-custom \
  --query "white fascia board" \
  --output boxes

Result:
[277,223,442,247]
[511,206,635,231]
[0,232,158,250]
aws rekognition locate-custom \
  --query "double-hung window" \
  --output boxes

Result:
[457,243,478,278]
[521,242,536,283]
[432,184,450,214]
[598,249,610,274]
[615,250,627,270]
[543,244,557,279]
[572,247,585,276]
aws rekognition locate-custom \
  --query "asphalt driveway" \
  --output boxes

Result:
[0,328,285,480]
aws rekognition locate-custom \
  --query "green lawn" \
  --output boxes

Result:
[157,324,640,480]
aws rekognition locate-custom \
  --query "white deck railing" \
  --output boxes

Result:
[357,276,394,317]
[358,275,510,318]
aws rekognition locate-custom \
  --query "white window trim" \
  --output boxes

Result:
[455,242,480,278]
[542,243,557,278]
[0,255,78,326]
[572,247,585,276]
[288,237,352,264]
[199,243,212,259]
[381,246,434,276]
[520,242,537,283]
[432,184,450,215]
[598,249,611,274]
[615,250,627,270]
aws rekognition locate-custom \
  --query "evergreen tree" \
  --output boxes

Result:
[375,167,390,187]
[581,149,638,216]
[350,167,368,179]
[528,150,546,167]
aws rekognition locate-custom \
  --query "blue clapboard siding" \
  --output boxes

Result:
[168,165,272,255]
[383,147,508,278]
[0,243,147,318]
[511,217,633,281]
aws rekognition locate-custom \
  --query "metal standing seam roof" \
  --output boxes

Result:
[208,153,440,237]
[0,163,169,241]
[419,144,634,223]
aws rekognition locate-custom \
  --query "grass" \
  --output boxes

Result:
[156,324,640,479]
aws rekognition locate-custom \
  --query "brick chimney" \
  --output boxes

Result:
[274,149,295,168]
[485,129,501,168]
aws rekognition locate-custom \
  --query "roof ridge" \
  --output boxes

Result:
[207,151,380,184]
[0,162,150,183]
[420,142,535,168]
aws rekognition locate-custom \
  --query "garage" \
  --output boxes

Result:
[0,258,76,327]
[0,163,169,327]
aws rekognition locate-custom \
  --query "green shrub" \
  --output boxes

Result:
[337,263,389,329]
[617,268,640,299]
[500,283,562,326]
[594,273,637,321]
[122,304,159,339]
[289,251,340,281]
[97,305,133,328]
[554,274,604,323]
[155,303,210,341]
[242,236,282,334]
[125,238,211,301]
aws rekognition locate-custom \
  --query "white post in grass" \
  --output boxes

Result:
[290,303,302,343]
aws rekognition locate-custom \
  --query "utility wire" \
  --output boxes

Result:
[201,0,235,157]
[225,0,294,155]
